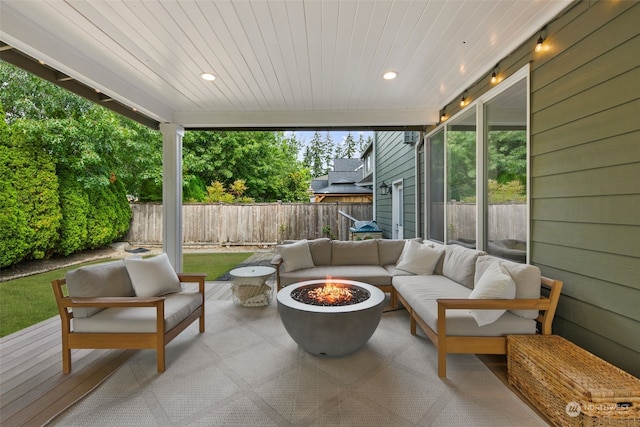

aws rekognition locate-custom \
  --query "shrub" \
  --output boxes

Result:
[0,106,30,267]
[56,174,90,255]
[9,120,62,260]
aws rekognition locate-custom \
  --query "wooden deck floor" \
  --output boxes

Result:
[0,281,234,427]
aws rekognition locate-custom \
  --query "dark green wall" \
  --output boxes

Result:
[529,0,640,377]
[375,131,417,238]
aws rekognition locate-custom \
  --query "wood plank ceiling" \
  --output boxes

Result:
[0,0,571,129]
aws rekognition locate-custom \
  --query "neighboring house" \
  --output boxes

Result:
[374,2,639,377]
[311,158,373,203]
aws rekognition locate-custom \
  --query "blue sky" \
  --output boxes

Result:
[287,130,374,158]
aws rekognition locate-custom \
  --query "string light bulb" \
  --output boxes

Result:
[460,91,467,107]
[440,107,447,122]
[535,34,544,52]
[490,64,498,84]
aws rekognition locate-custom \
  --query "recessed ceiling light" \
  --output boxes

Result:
[382,71,398,80]
[201,72,216,81]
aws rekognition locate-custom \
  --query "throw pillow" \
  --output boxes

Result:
[468,261,516,326]
[124,253,182,297]
[395,240,443,275]
[276,240,315,272]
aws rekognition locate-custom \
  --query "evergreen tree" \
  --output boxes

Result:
[342,132,357,158]
[322,132,334,174]
[303,131,325,177]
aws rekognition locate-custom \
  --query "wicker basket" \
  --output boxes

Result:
[507,335,640,427]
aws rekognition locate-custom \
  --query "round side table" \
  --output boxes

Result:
[229,266,276,307]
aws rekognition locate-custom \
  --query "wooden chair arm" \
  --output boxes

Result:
[270,255,283,267]
[178,273,206,282]
[270,255,284,290]
[178,273,206,294]
[437,297,551,311]
[61,296,165,309]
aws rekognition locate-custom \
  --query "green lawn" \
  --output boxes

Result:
[0,252,252,338]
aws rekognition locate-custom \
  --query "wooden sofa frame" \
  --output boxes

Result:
[393,277,563,378]
[51,273,206,374]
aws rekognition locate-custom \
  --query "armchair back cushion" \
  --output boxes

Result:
[66,260,135,318]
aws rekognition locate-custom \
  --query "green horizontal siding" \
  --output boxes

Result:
[533,0,640,375]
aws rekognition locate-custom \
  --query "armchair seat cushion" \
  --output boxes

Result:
[72,291,203,333]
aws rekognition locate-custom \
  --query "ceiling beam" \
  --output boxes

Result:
[0,46,160,129]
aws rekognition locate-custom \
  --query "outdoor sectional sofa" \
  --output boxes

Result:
[271,238,563,377]
[51,253,206,373]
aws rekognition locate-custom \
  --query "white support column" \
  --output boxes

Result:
[160,123,184,272]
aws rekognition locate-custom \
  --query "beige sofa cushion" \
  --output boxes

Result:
[424,239,446,275]
[377,239,406,265]
[279,265,391,287]
[124,253,182,297]
[415,298,536,337]
[468,261,516,326]
[442,244,485,289]
[394,275,535,336]
[395,240,443,275]
[276,240,315,272]
[475,255,542,319]
[331,240,379,265]
[66,260,135,318]
[73,291,203,333]
[393,275,470,301]
[308,238,332,265]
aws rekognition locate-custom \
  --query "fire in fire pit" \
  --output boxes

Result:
[290,282,370,306]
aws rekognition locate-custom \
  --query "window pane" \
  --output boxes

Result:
[419,143,426,238]
[447,108,476,247]
[428,129,444,242]
[485,79,527,262]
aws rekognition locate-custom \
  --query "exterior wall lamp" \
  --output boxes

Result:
[378,181,391,196]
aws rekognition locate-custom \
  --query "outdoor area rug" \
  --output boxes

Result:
[49,291,546,426]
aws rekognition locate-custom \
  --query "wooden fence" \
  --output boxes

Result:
[125,202,374,245]
[125,202,526,246]
[443,202,527,241]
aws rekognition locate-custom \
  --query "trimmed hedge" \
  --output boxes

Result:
[0,106,132,267]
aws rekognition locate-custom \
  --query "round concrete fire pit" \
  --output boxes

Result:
[277,279,385,357]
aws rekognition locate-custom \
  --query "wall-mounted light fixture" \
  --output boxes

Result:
[490,64,498,84]
[535,27,546,53]
[460,91,467,107]
[378,181,391,196]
